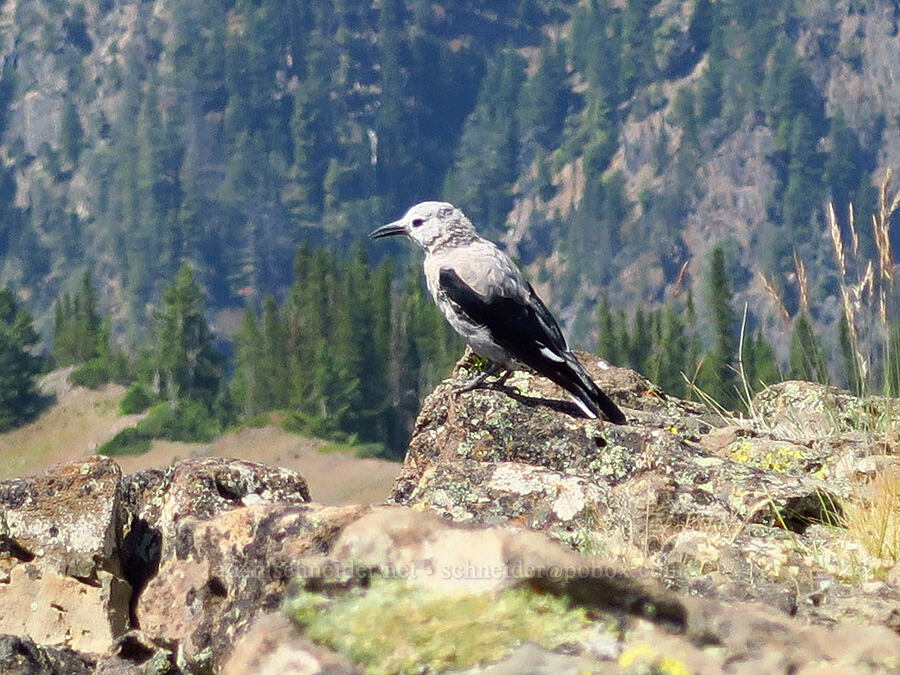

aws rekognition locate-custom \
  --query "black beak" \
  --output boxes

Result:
[369,220,406,240]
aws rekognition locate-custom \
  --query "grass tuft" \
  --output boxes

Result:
[841,468,900,565]
[284,578,594,674]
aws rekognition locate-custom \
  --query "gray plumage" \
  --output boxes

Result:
[370,201,626,424]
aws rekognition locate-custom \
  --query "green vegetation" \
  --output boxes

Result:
[285,578,594,674]
[597,247,778,407]
[0,288,42,432]
[3,0,900,445]
[233,245,461,458]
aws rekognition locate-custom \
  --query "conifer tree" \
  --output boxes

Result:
[596,296,620,365]
[788,313,828,384]
[703,247,738,407]
[743,328,780,395]
[149,264,224,406]
[53,270,101,367]
[653,304,688,397]
[0,287,41,431]
[233,305,265,416]
[839,315,862,394]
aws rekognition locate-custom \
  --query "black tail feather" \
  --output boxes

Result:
[544,353,626,424]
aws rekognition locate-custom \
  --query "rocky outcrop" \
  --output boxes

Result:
[1,356,898,673]
[392,352,900,631]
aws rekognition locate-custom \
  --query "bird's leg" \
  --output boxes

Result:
[454,362,508,393]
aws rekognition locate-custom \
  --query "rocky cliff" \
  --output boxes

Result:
[1,354,898,673]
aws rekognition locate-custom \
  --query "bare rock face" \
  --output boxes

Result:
[0,457,130,654]
[221,613,360,675]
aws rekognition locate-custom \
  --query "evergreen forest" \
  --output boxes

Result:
[3,0,900,452]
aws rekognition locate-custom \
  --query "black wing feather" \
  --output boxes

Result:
[439,268,625,424]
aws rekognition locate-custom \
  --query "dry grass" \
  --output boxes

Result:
[841,467,900,566]
[828,171,900,398]
[1,370,400,504]
[0,373,141,480]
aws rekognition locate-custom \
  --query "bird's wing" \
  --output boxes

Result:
[438,266,568,362]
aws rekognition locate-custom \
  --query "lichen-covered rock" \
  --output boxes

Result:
[136,502,368,673]
[93,630,179,675]
[751,379,900,437]
[0,458,131,654]
[0,456,122,579]
[0,633,95,674]
[121,457,312,563]
[390,353,900,636]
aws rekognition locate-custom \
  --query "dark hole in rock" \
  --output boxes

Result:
[771,492,843,535]
[117,634,155,664]
[207,576,228,599]
[120,515,162,628]
[214,478,244,502]
[594,436,607,448]
[5,539,35,563]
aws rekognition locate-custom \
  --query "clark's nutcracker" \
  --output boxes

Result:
[370,201,626,424]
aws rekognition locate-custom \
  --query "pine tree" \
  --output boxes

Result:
[149,264,224,406]
[788,313,829,384]
[839,315,862,394]
[653,304,688,397]
[743,328,780,395]
[53,270,101,367]
[443,49,525,232]
[703,247,738,407]
[596,295,620,365]
[233,305,265,416]
[0,287,41,431]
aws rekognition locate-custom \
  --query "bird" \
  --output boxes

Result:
[370,201,627,424]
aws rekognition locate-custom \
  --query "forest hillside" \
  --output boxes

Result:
[3,0,900,398]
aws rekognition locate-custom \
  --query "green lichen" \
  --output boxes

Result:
[284,577,593,674]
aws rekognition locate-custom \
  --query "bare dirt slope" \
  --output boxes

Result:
[0,370,399,504]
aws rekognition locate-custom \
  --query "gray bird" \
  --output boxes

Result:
[370,201,626,424]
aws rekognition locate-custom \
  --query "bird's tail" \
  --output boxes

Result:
[552,353,627,424]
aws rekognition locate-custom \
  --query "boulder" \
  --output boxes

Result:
[221,613,359,675]
[0,458,130,654]
[136,502,367,672]
[0,633,95,675]
[391,353,896,632]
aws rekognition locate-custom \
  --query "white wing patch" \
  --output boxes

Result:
[539,345,565,363]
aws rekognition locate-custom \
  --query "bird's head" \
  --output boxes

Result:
[370,201,477,251]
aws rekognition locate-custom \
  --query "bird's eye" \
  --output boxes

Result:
[412,218,424,228]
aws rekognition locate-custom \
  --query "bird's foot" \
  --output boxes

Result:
[453,364,511,394]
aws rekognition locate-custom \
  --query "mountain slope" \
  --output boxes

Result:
[1,0,899,367]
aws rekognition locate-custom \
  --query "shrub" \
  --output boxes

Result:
[96,427,151,456]
[120,385,153,414]
[69,359,109,389]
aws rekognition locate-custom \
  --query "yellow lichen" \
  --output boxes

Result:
[618,643,692,675]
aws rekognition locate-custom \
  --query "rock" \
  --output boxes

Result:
[136,502,368,673]
[221,612,359,675]
[0,565,130,655]
[390,354,900,636]
[395,357,840,542]
[93,631,179,674]
[0,633,95,674]
[119,457,313,628]
[0,456,122,579]
[751,380,896,438]
[121,457,312,564]
[0,458,131,654]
